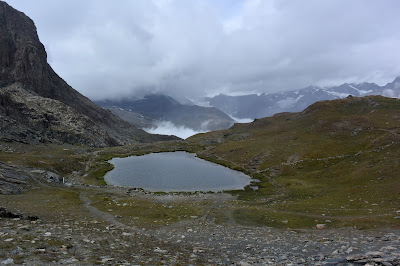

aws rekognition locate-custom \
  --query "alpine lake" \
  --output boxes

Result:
[104,152,253,192]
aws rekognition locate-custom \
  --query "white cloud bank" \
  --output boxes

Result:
[231,116,254,123]
[143,121,206,139]
[6,0,400,100]
[144,117,255,139]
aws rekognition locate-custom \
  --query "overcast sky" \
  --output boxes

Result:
[6,0,400,100]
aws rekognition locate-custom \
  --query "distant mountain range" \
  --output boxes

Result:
[204,77,400,119]
[95,95,235,132]
[96,78,400,136]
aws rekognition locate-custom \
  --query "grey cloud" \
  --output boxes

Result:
[6,0,400,100]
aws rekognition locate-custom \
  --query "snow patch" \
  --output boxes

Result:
[348,84,372,95]
[325,91,350,98]
[276,95,304,108]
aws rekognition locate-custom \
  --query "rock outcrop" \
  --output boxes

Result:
[0,161,29,194]
[0,83,117,146]
[0,1,178,146]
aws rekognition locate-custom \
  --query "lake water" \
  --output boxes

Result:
[104,152,251,192]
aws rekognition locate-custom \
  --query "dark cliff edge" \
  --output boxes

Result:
[0,1,179,146]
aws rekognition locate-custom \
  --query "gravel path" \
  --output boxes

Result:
[0,184,399,265]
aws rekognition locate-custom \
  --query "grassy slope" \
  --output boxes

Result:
[187,96,400,228]
[1,96,399,229]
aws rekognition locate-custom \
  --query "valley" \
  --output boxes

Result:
[1,1,400,264]
[1,95,400,264]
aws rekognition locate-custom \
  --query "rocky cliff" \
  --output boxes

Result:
[0,1,178,146]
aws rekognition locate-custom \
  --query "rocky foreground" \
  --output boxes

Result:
[0,183,399,265]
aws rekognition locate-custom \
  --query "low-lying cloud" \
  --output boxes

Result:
[7,0,400,100]
[143,121,206,139]
[231,117,254,124]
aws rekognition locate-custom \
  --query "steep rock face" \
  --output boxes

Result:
[0,1,177,146]
[0,83,116,146]
[0,161,30,194]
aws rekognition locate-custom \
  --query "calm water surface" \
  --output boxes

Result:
[105,152,251,192]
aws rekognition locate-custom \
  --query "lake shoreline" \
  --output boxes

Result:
[104,151,253,192]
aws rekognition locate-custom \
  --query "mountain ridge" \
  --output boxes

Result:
[96,94,235,132]
[205,77,400,119]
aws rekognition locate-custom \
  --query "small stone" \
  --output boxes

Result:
[366,251,385,257]
[154,247,168,253]
[316,224,326,229]
[1,258,14,265]
[346,247,353,254]
[381,246,397,251]
[323,258,346,265]
[4,238,13,242]
[332,249,340,255]
[60,258,78,264]
[193,248,204,253]
[381,255,398,262]
[346,254,367,261]
[44,232,51,236]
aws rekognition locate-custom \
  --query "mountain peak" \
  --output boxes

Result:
[393,76,400,83]
[144,94,180,105]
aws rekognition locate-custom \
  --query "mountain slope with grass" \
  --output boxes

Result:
[187,95,400,228]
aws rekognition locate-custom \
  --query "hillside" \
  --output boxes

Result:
[188,95,400,228]
[0,96,399,265]
[0,1,178,146]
